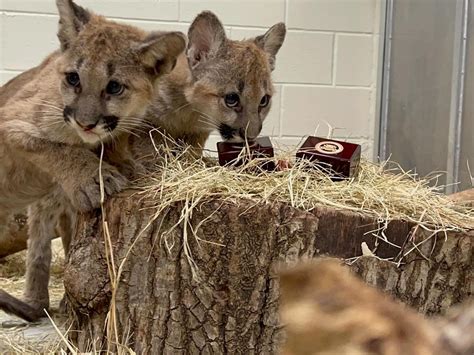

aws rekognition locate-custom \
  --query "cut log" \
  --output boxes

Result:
[64,192,473,352]
[0,214,28,258]
[351,229,473,315]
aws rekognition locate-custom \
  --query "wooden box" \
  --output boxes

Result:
[296,136,361,179]
[217,137,275,171]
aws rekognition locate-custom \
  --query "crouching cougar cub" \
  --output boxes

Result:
[137,11,286,153]
[0,0,185,321]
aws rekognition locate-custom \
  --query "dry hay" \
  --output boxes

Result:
[140,136,473,229]
[136,135,473,269]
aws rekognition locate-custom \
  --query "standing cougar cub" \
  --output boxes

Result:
[0,0,185,321]
[143,11,286,151]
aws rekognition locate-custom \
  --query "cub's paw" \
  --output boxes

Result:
[116,159,146,180]
[64,164,128,212]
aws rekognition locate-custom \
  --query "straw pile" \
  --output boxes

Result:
[138,138,474,238]
[131,135,474,277]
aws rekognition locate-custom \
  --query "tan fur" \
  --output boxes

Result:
[0,0,185,321]
[280,259,442,355]
[141,11,286,153]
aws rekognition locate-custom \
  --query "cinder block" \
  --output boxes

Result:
[0,0,57,13]
[119,19,189,33]
[1,13,58,71]
[79,0,179,21]
[287,0,375,33]
[335,34,373,86]
[281,86,372,137]
[230,28,333,84]
[180,0,285,27]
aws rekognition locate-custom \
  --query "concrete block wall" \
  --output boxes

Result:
[0,0,382,158]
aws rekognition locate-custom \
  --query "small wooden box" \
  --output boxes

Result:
[296,136,361,179]
[217,136,275,171]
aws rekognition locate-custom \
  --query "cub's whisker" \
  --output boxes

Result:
[197,115,218,128]
[118,124,148,134]
[28,99,63,112]
[192,109,217,123]
[198,119,218,130]
[116,128,140,138]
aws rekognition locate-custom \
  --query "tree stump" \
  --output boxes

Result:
[64,192,473,353]
[352,229,473,315]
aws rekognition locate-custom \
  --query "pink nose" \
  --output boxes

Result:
[76,121,97,131]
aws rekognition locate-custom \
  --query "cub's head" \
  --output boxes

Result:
[185,11,286,142]
[56,0,185,145]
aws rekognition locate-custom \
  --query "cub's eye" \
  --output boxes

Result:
[224,93,240,108]
[65,72,80,87]
[106,80,124,96]
[260,94,271,108]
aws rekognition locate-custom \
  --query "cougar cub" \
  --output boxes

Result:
[0,0,185,321]
[143,11,286,151]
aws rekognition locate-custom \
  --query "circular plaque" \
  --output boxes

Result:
[314,141,344,155]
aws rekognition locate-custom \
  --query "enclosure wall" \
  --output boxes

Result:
[0,0,382,157]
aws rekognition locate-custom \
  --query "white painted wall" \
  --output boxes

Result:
[0,0,382,158]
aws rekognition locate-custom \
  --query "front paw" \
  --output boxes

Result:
[120,160,147,180]
[64,164,128,212]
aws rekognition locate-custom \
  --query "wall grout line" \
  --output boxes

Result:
[177,0,181,22]
[278,85,284,138]
[331,33,338,86]
[1,10,377,35]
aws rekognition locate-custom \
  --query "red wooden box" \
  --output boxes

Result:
[217,137,275,171]
[296,136,361,179]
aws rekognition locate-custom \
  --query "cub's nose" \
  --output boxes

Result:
[76,121,98,131]
[84,123,97,131]
[239,129,258,142]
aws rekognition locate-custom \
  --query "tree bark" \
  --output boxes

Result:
[351,229,473,315]
[0,214,28,258]
[64,192,473,353]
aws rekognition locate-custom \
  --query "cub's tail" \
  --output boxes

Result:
[0,289,45,322]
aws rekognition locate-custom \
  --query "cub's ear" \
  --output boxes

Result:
[254,23,286,71]
[136,32,187,77]
[187,11,227,69]
[56,0,91,51]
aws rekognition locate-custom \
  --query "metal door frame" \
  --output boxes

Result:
[377,0,469,193]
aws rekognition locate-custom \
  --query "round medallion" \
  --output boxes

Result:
[314,141,344,155]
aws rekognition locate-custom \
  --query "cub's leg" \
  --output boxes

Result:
[0,120,128,212]
[23,190,64,311]
[57,209,75,259]
[53,198,76,260]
